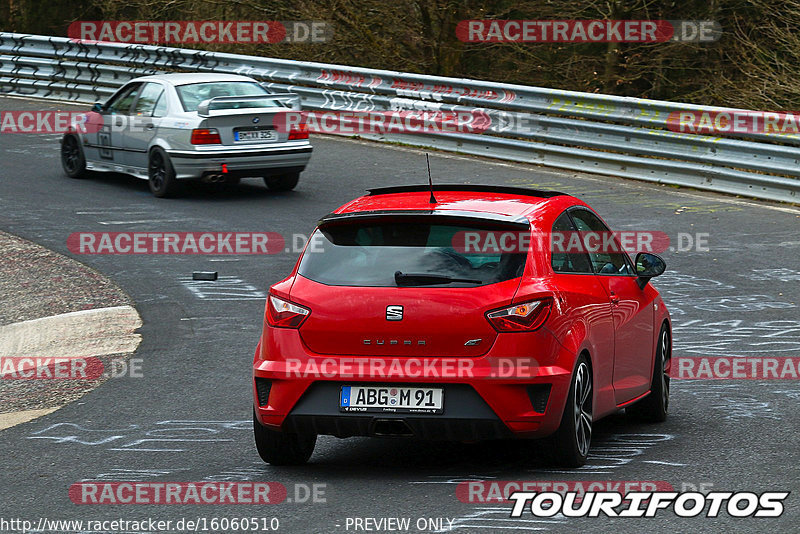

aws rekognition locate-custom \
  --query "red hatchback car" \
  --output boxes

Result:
[253,185,671,467]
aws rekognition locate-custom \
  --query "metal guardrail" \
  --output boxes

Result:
[1,32,798,203]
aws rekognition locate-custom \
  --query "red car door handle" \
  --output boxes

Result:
[610,293,621,305]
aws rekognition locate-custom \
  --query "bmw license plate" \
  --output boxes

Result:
[339,386,443,414]
[234,129,277,142]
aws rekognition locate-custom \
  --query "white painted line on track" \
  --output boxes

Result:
[0,407,58,431]
[0,305,142,360]
[0,305,142,429]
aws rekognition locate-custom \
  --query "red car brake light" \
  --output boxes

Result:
[288,123,309,140]
[190,128,222,144]
[266,294,310,328]
[486,298,552,332]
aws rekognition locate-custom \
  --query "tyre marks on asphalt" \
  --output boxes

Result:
[26,420,249,452]
[413,432,673,531]
[435,507,566,532]
[742,268,800,282]
[75,205,204,226]
[436,264,799,531]
[78,467,189,482]
[673,319,800,357]
[540,433,675,475]
[654,271,800,358]
[675,382,783,422]
[657,271,770,312]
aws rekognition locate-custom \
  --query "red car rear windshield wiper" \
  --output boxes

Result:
[394,271,481,286]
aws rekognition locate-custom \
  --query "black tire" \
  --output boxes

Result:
[61,134,87,178]
[550,355,592,467]
[253,409,316,465]
[627,324,671,422]
[264,172,299,192]
[148,147,181,198]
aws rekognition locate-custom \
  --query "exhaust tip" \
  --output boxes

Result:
[372,418,414,437]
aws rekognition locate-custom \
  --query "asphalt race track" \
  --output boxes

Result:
[1,97,800,533]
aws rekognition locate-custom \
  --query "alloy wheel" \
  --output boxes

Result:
[661,330,670,412]
[149,151,166,191]
[62,136,80,173]
[574,362,593,458]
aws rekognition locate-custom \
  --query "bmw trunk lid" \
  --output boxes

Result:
[198,106,291,145]
[192,92,302,146]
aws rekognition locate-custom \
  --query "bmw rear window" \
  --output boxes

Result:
[297,219,528,287]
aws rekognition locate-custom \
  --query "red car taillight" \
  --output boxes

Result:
[266,295,310,329]
[288,123,309,140]
[190,128,222,144]
[486,298,552,332]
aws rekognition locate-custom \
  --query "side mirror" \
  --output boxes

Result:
[91,102,104,113]
[635,252,666,288]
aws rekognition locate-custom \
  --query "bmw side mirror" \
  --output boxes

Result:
[91,102,104,113]
[635,252,666,289]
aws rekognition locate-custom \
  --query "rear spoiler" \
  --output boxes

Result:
[317,210,531,229]
[197,93,300,117]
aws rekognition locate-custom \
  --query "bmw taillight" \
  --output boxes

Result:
[486,298,552,332]
[190,128,222,144]
[266,294,310,328]
[288,123,309,140]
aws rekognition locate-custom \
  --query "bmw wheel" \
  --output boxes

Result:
[61,134,87,179]
[264,172,299,192]
[551,355,592,467]
[148,147,180,198]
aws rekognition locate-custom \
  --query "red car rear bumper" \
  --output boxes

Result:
[253,326,576,439]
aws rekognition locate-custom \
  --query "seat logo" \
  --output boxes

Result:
[386,305,404,321]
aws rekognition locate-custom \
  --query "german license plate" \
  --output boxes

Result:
[234,129,277,142]
[339,385,443,414]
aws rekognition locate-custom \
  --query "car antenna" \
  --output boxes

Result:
[426,153,437,204]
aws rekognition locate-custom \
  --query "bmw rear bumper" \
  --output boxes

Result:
[167,143,312,180]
